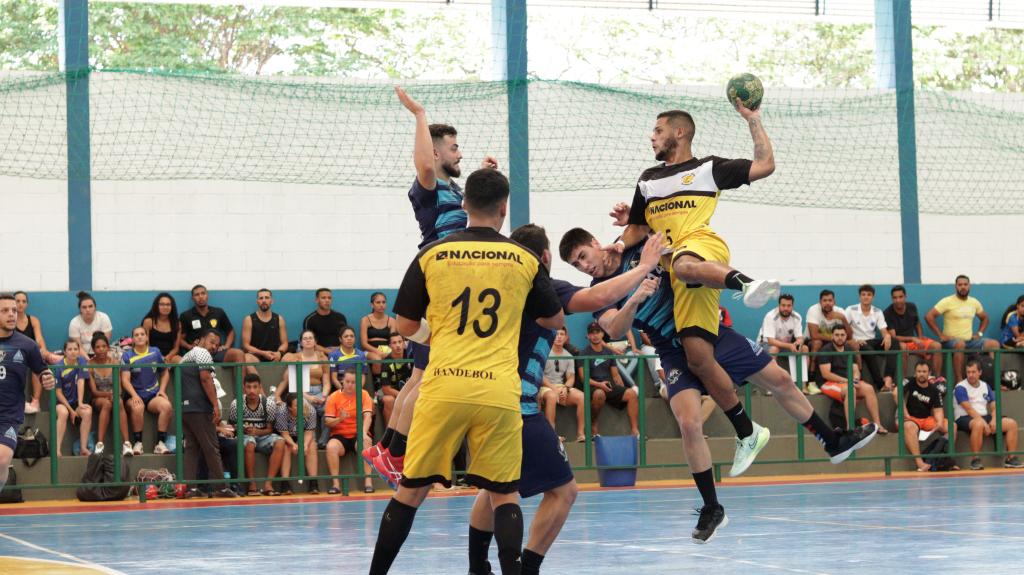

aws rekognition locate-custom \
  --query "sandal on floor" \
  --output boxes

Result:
[247,489,260,496]
[260,489,280,496]
[327,487,341,495]
[364,484,375,494]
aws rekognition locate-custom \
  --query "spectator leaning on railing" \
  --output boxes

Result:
[953,359,1023,470]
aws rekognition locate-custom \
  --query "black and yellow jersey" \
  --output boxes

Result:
[394,227,562,411]
[627,155,751,245]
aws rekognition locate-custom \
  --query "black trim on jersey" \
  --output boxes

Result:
[679,326,717,344]
[652,189,719,200]
[401,474,451,489]
[671,250,706,264]
[464,474,520,494]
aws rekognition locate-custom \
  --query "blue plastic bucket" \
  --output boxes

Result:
[594,435,638,487]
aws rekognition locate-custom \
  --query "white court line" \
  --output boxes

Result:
[751,515,1024,541]
[0,532,127,574]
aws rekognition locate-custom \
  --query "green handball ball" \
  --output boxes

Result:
[726,73,763,111]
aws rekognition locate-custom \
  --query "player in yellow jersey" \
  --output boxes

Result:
[369,169,564,575]
[607,100,779,466]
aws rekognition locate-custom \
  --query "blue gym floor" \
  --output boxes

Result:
[1,474,1022,574]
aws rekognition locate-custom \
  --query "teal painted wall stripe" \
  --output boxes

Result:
[64,0,92,290]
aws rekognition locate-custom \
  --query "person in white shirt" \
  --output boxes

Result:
[806,289,856,383]
[542,327,586,442]
[844,285,899,392]
[954,359,1023,470]
[760,294,812,392]
[68,291,113,356]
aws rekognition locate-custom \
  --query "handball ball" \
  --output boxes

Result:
[726,73,763,111]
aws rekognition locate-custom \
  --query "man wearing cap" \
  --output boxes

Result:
[577,321,639,437]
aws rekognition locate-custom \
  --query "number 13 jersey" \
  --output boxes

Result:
[394,227,562,411]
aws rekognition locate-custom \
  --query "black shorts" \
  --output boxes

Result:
[1,419,22,451]
[328,435,357,454]
[956,414,992,432]
[122,393,158,408]
[408,341,430,371]
[519,414,574,498]
[600,384,630,409]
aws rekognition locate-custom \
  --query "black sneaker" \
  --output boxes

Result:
[468,560,494,575]
[827,423,878,464]
[692,504,728,544]
[1005,456,1024,469]
[970,457,984,471]
[213,488,240,498]
[183,488,206,500]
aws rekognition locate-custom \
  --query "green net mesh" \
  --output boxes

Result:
[1,70,1022,214]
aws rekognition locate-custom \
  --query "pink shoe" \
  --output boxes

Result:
[361,443,382,467]
[371,450,404,490]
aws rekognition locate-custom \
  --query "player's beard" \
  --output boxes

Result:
[654,138,676,162]
[441,161,461,179]
[780,310,791,318]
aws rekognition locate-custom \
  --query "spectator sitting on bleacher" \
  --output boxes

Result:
[359,292,397,377]
[54,339,93,457]
[818,327,887,433]
[241,289,289,363]
[324,370,375,494]
[276,330,331,448]
[845,284,900,392]
[885,285,943,380]
[903,361,949,472]
[68,291,112,356]
[141,293,182,363]
[806,289,857,379]
[275,391,319,495]
[954,359,1023,470]
[759,293,812,393]
[302,288,348,354]
[924,275,999,382]
[14,291,57,414]
[122,326,173,455]
[178,284,255,373]
[579,321,639,437]
[1000,295,1024,349]
[377,333,411,424]
[87,332,129,456]
[230,373,286,496]
[543,326,586,442]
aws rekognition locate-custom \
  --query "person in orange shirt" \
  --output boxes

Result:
[324,369,374,494]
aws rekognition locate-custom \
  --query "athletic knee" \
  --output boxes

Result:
[676,416,703,440]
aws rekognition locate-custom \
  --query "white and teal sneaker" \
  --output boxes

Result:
[737,279,781,309]
[729,422,770,477]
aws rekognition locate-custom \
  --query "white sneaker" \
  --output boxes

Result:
[122,441,134,457]
[94,442,105,454]
[737,279,781,309]
[729,422,770,477]
[154,441,170,455]
[132,441,144,455]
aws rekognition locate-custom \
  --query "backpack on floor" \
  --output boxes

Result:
[921,436,958,472]
[14,426,49,467]
[76,453,132,502]
[0,467,24,504]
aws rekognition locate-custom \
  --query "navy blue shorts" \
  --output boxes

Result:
[956,414,992,432]
[408,341,430,371]
[664,326,772,400]
[0,420,21,451]
[519,414,574,498]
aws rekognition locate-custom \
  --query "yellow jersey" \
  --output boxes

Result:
[394,227,562,411]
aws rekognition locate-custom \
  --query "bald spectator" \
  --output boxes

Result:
[925,275,999,381]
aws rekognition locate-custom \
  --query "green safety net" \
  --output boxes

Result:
[1,70,1022,214]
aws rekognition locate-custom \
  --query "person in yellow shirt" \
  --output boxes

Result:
[925,275,999,381]
[369,168,564,575]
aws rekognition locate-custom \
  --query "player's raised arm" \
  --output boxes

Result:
[396,86,436,190]
[597,277,660,340]
[568,232,663,313]
[735,98,775,182]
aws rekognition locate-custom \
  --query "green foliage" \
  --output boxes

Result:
[0,0,58,70]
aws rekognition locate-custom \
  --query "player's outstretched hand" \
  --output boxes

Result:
[395,86,425,116]
[601,241,624,254]
[609,202,630,227]
[39,370,55,390]
[734,97,760,121]
[638,232,664,271]
[480,155,499,170]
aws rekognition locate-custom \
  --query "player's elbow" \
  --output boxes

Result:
[396,316,421,338]
[536,311,565,331]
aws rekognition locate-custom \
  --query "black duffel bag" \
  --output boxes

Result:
[76,453,131,502]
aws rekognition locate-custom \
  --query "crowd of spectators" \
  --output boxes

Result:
[10,274,1024,490]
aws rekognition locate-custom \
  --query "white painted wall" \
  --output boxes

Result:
[2,176,1020,292]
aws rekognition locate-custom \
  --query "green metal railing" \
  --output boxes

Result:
[12,346,1024,499]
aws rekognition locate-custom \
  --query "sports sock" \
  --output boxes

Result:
[380,427,395,450]
[131,432,142,444]
[468,526,494,574]
[724,270,753,291]
[802,412,838,450]
[493,503,524,575]
[723,402,754,439]
[390,432,408,458]
[522,548,545,575]
[692,469,718,507]
[369,498,418,575]
[158,431,167,443]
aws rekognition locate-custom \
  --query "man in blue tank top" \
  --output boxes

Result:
[0,293,55,493]
[465,225,663,575]
[560,228,878,544]
[366,87,500,481]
